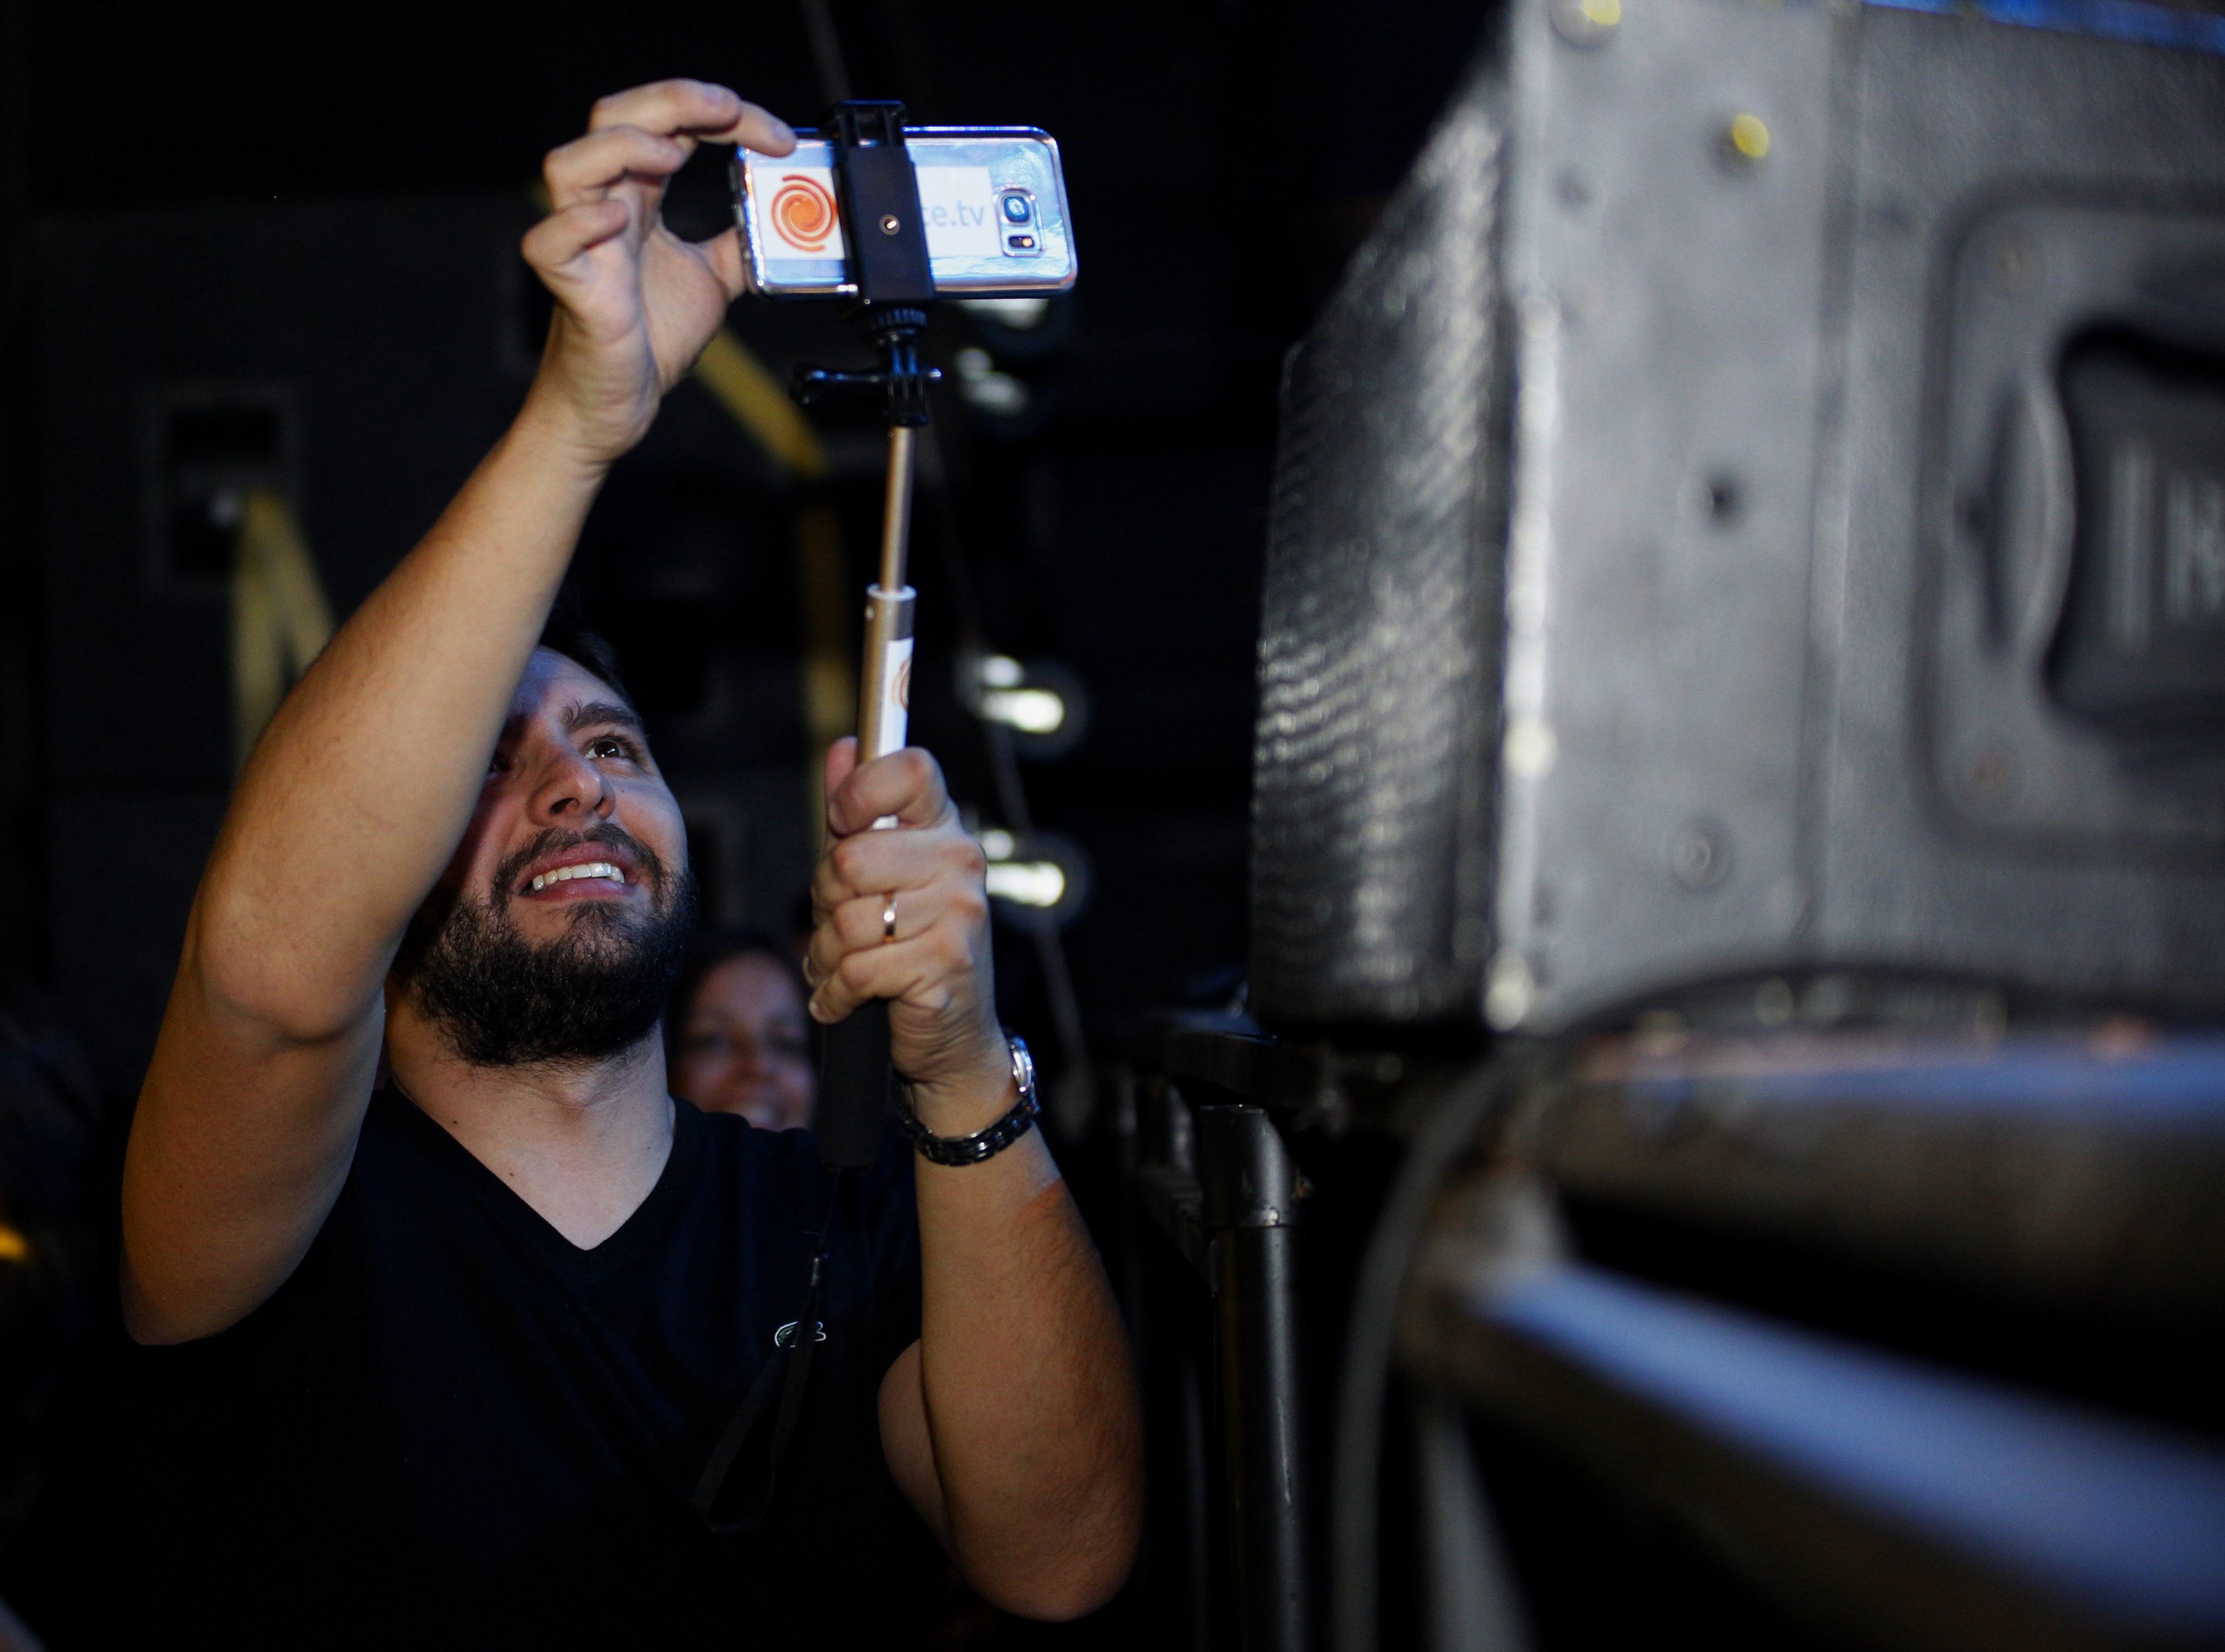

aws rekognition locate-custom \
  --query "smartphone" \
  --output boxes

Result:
[733,127,1076,298]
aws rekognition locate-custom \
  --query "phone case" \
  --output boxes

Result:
[733,127,1077,298]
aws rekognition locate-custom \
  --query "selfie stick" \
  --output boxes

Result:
[794,102,943,1172]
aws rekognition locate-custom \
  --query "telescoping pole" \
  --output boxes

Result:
[857,426,917,770]
[812,422,918,1171]
[795,101,942,1173]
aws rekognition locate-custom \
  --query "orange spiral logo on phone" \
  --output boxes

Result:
[770,175,838,252]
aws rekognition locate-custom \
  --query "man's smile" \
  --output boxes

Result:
[526,860,627,895]
[509,837,648,903]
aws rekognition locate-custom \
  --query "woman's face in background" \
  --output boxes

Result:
[672,952,815,1131]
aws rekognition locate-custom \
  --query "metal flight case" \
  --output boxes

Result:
[1118,0,2225,1645]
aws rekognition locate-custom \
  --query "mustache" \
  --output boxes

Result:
[491,821,666,905]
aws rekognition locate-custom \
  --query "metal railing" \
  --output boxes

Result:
[1117,986,2225,1652]
[1124,1018,1317,1652]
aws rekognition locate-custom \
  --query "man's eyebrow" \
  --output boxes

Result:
[563,699,647,737]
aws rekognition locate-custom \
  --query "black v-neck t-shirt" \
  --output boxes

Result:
[127,1092,937,1649]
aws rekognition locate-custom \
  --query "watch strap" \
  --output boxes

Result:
[895,1032,1041,1166]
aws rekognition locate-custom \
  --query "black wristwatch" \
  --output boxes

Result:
[894,1033,1041,1166]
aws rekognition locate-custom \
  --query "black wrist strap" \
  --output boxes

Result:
[692,1035,1039,1533]
[692,1171,838,1535]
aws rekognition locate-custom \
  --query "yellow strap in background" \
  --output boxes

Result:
[691,328,852,845]
[692,328,828,482]
[794,501,859,842]
[231,489,334,772]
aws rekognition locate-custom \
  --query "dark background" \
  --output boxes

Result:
[0,0,1486,1101]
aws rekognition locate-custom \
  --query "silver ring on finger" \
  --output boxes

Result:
[882,893,898,944]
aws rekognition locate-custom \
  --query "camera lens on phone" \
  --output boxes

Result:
[1001,193,1033,224]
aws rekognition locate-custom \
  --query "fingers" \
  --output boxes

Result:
[703,228,748,300]
[806,745,986,1028]
[803,881,989,1015]
[807,926,985,1027]
[826,747,953,838]
[812,818,986,924]
[814,881,985,962]
[588,80,797,155]
[542,124,690,210]
[521,198,631,276]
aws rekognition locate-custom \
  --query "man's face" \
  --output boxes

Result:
[395,648,697,1069]
[452,648,687,934]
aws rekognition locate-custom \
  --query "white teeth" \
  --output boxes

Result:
[528,861,626,893]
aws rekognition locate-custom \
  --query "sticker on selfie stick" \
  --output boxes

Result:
[875,638,913,759]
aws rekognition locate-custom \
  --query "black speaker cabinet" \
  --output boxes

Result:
[1251,0,2225,1033]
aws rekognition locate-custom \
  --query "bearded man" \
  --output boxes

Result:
[119,80,1139,1648]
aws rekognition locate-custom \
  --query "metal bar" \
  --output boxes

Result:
[1541,1029,2225,1315]
[1139,1165,1210,1284]
[1412,1389,1532,1652]
[852,425,917,767]
[1402,1255,2225,1650]
[877,424,914,594]
[1197,1105,1311,1652]
[1135,1186,1218,1652]
[1127,1072,1218,1651]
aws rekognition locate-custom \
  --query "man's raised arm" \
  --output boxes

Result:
[121,82,796,1344]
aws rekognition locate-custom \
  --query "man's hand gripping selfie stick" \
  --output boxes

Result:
[795,103,943,1172]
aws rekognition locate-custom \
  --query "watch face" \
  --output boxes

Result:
[1007,1032,1036,1098]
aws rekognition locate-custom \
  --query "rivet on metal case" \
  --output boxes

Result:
[1670,819,1733,891]
[1719,112,1772,169]
[1694,468,1744,528]
[1754,978,1796,1026]
[1551,0,1622,47]
[1485,950,1536,1030]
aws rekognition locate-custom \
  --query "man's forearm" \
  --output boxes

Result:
[812,750,1143,1615]
[191,400,608,1037]
[909,1108,1143,1619]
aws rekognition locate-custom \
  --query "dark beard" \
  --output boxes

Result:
[397,824,698,1070]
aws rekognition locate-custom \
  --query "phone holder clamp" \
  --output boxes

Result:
[790,100,944,429]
